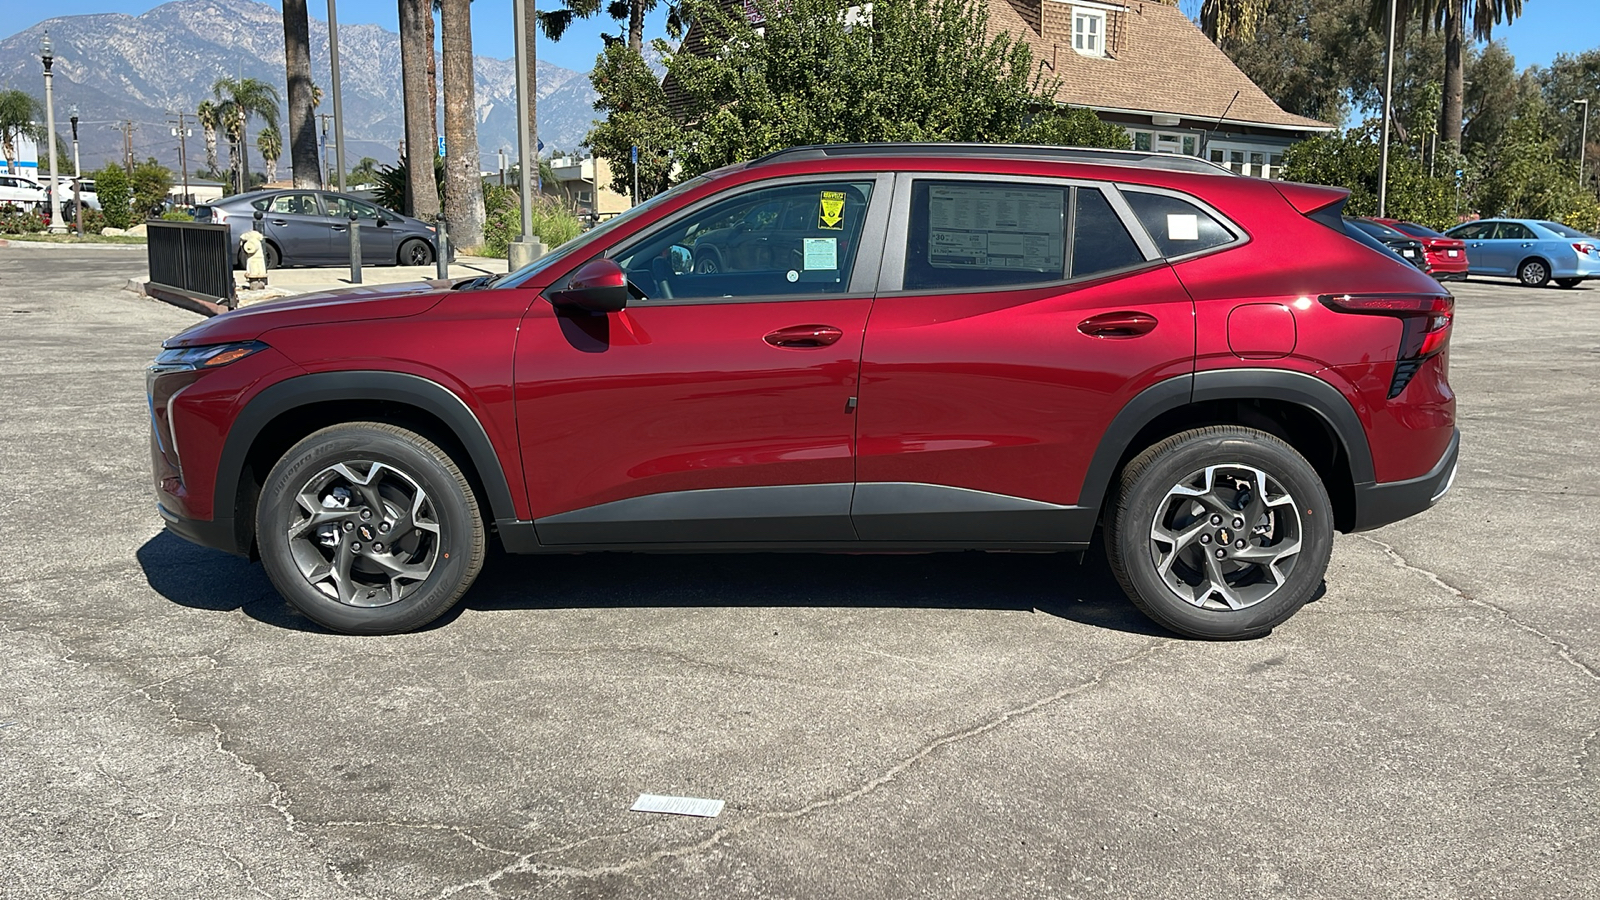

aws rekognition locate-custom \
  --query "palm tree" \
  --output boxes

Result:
[349,156,380,185]
[197,99,220,175]
[541,0,682,55]
[1198,0,1271,42]
[399,0,439,219]
[212,77,281,194]
[0,89,45,172]
[440,0,485,247]
[1360,1,1525,153]
[258,126,283,183]
[281,0,321,189]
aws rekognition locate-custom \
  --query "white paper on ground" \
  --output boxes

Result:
[630,794,725,818]
[1167,213,1200,241]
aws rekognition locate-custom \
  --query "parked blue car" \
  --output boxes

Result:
[1444,218,1600,288]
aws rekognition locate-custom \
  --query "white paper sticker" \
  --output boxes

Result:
[926,184,1063,272]
[1167,213,1199,241]
[786,269,800,283]
[631,794,724,818]
[803,237,838,270]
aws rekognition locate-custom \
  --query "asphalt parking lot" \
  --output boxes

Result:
[1,244,1595,899]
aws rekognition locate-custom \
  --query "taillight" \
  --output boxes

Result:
[1320,293,1453,398]
[210,207,227,224]
[1573,243,1596,256]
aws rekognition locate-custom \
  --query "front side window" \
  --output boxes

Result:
[614,180,874,302]
[1448,222,1490,240]
[1122,189,1236,258]
[325,195,382,219]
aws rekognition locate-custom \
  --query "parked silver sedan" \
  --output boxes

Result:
[196,189,444,268]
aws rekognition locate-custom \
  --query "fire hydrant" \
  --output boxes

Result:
[240,228,268,291]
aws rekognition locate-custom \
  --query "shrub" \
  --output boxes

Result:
[92,165,135,229]
[372,156,445,217]
[0,204,46,234]
[482,194,583,259]
[159,208,194,222]
[130,158,174,219]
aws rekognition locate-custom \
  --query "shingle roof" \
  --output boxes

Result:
[989,0,1332,132]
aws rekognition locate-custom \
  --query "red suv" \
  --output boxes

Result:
[149,145,1458,640]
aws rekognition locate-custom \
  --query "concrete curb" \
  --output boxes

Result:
[0,238,147,250]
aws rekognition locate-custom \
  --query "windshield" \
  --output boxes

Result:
[1393,221,1447,239]
[1538,221,1589,239]
[492,175,713,289]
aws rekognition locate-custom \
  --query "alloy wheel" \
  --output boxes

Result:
[284,460,441,608]
[1521,260,1548,286]
[1148,463,1303,611]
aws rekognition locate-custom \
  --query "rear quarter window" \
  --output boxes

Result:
[1121,189,1237,258]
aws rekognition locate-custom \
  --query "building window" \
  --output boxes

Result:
[1072,9,1105,56]
[1133,131,1152,151]
[1129,129,1202,157]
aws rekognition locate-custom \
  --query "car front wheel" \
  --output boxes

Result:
[256,423,485,634]
[1105,427,1334,640]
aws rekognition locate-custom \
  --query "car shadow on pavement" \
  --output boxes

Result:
[137,530,1174,638]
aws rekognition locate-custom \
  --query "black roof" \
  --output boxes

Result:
[748,143,1235,176]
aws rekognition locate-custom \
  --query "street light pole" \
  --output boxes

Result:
[327,0,348,193]
[69,105,82,236]
[40,31,66,234]
[1578,99,1591,187]
[1377,0,1397,218]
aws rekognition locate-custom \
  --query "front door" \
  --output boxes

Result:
[513,176,888,545]
[261,192,332,263]
[852,176,1196,542]
[324,194,397,265]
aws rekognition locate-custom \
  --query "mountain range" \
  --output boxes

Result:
[0,0,603,178]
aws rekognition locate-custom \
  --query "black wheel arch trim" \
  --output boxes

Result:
[213,371,519,554]
[1076,368,1376,514]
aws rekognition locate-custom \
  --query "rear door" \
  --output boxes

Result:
[513,175,890,545]
[261,192,333,263]
[851,174,1197,542]
[325,194,397,265]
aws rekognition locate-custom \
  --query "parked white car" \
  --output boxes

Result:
[49,177,100,212]
[0,173,47,210]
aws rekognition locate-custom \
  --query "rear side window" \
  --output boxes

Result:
[1122,190,1235,258]
[904,181,1067,290]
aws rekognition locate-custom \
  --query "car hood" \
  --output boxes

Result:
[164,281,450,347]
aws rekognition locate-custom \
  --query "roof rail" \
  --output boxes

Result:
[747,143,1236,176]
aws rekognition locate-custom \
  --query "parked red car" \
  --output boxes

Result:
[150,144,1457,640]
[1370,217,1470,280]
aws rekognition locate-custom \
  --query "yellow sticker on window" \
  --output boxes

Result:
[818,190,845,230]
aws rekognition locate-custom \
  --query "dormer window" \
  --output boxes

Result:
[1073,8,1105,57]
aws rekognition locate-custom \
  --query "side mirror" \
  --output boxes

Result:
[669,244,693,275]
[376,217,388,226]
[549,257,628,313]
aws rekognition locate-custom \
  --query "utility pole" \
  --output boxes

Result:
[318,113,335,189]
[168,111,192,205]
[122,120,136,175]
[498,147,506,187]
[1377,0,1397,217]
[1579,99,1591,187]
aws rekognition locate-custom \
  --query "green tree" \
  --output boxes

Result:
[129,157,174,216]
[1281,124,1456,229]
[586,41,679,198]
[0,89,45,171]
[615,0,1116,191]
[1474,98,1600,232]
[1535,48,1600,189]
[1027,107,1134,150]
[541,0,684,54]
[348,156,381,185]
[257,126,283,182]
[92,163,134,228]
[197,99,221,174]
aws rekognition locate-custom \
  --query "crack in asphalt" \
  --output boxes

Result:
[427,639,1172,895]
[1356,535,1600,685]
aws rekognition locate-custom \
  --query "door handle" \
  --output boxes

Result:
[270,218,288,226]
[764,324,844,349]
[331,224,347,232]
[1079,311,1158,338]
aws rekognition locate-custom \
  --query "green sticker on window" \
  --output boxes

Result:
[818,191,845,230]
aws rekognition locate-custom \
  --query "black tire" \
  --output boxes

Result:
[1518,257,1551,287]
[695,250,721,274]
[1556,277,1583,289]
[256,422,486,634]
[399,238,434,267]
[1104,426,1334,640]
[262,241,281,269]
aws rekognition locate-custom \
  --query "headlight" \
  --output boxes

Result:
[150,341,268,374]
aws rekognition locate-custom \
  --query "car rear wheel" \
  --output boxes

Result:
[256,423,486,635]
[1556,277,1583,289]
[1104,426,1334,640]
[1518,258,1551,287]
[262,241,281,269]
[399,238,434,267]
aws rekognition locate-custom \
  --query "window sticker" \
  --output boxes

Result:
[786,269,800,283]
[1167,213,1199,241]
[818,190,846,230]
[926,184,1063,271]
[803,237,838,270]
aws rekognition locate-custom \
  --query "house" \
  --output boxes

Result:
[987,0,1332,178]
[546,156,633,220]
[666,0,1331,179]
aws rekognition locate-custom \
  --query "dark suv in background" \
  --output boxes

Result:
[150,144,1457,640]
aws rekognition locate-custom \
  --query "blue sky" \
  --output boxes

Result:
[7,0,1599,74]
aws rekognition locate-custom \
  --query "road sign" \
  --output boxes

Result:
[631,145,639,165]
[537,139,544,152]
[438,136,446,157]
